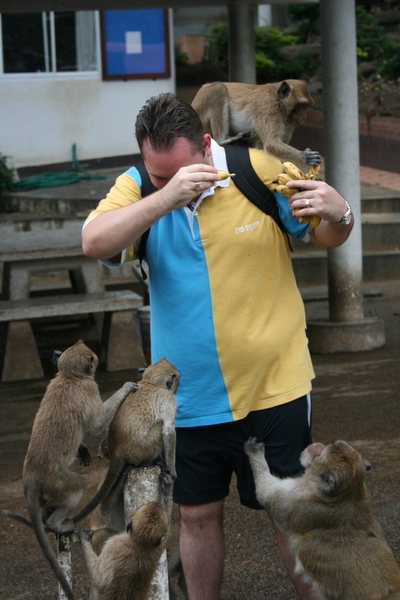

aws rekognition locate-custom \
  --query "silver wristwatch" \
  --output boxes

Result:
[333,199,352,226]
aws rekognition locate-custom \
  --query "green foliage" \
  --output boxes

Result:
[0,153,15,199]
[175,51,189,67]
[205,22,228,68]
[356,6,400,79]
[287,3,320,43]
[206,22,312,83]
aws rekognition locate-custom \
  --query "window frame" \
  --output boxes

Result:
[0,10,101,80]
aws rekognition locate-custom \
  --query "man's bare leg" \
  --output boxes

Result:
[179,499,225,600]
[272,520,322,600]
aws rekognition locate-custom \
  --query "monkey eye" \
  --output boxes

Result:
[156,535,165,547]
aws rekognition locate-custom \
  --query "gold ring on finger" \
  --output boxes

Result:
[194,182,201,192]
[305,198,310,207]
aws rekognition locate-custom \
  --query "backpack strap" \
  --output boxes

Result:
[224,144,285,233]
[135,161,157,280]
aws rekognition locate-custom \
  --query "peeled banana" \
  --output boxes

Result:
[275,162,322,229]
[218,170,235,180]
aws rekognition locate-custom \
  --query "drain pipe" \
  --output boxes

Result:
[307,0,385,352]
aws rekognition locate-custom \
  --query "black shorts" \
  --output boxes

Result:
[173,395,312,509]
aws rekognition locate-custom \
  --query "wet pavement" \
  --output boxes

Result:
[0,164,400,598]
[0,278,399,599]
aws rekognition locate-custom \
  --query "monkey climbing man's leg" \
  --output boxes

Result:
[179,500,225,600]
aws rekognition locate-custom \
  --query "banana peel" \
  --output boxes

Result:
[274,163,322,229]
[217,170,235,180]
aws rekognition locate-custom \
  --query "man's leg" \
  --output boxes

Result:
[179,499,225,600]
[272,520,322,600]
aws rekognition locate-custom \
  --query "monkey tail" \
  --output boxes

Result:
[71,459,125,523]
[25,494,75,600]
[3,509,34,528]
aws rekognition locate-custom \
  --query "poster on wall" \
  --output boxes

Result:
[101,9,171,80]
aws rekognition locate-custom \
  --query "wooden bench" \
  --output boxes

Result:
[0,290,146,382]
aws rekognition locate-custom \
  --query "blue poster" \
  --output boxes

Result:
[103,9,169,77]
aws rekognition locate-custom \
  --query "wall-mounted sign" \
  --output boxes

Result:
[101,9,171,80]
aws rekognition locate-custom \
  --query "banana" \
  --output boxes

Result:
[217,170,235,180]
[276,184,298,197]
[306,165,321,180]
[299,215,321,228]
[282,162,305,180]
[277,173,292,185]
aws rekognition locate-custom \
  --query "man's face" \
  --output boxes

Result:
[142,137,208,189]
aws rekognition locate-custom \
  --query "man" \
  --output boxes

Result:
[82,93,353,599]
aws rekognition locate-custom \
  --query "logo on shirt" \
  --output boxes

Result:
[235,220,261,234]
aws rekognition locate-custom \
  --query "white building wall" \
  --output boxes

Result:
[0,11,175,169]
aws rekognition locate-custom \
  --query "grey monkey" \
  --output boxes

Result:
[3,340,137,600]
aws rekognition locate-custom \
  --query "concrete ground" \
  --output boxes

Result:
[0,166,399,599]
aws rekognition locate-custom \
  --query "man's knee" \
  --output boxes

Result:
[179,500,224,529]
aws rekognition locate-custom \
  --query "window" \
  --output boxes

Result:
[0,11,99,75]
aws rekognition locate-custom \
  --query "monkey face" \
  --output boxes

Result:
[302,440,369,497]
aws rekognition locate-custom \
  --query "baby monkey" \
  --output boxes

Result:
[245,438,400,600]
[80,501,169,600]
[4,340,136,600]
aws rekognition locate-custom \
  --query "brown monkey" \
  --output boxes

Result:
[4,340,137,600]
[80,502,169,600]
[244,438,400,600]
[191,79,321,166]
[71,357,180,523]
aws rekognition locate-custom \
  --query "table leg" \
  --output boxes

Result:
[2,321,44,382]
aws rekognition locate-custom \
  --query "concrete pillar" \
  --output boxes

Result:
[124,466,169,599]
[307,0,385,353]
[57,534,72,600]
[228,4,256,83]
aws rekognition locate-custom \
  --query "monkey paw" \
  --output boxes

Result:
[244,437,265,456]
[304,148,321,166]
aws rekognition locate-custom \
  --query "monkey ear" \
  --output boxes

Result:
[126,520,133,533]
[277,81,290,99]
[166,374,176,390]
[320,472,338,494]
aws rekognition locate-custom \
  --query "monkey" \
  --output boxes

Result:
[79,501,169,600]
[244,438,400,600]
[3,340,137,600]
[70,357,180,525]
[191,79,321,166]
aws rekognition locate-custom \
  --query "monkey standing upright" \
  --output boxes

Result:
[191,79,321,166]
[80,501,169,600]
[244,438,400,600]
[71,357,180,523]
[3,340,137,600]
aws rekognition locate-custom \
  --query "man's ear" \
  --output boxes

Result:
[203,134,212,157]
